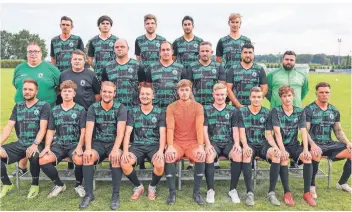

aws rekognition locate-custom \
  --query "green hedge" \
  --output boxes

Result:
[0,60,25,68]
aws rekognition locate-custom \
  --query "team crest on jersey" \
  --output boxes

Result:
[34,109,39,115]
[329,113,334,120]
[252,72,257,77]
[128,68,134,73]
[155,42,160,47]
[193,43,198,48]
[211,69,217,74]
[172,70,178,75]
[293,118,298,123]
[240,43,245,47]
[71,113,77,119]
[260,117,265,123]
[109,42,114,47]
[80,80,85,86]
[151,117,157,123]
[37,73,43,78]
[69,42,74,47]
[225,113,230,119]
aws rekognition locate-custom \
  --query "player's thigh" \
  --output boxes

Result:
[1,141,27,165]
[185,143,204,163]
[171,143,185,163]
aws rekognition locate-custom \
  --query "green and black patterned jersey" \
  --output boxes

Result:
[87,101,127,143]
[50,35,84,72]
[101,59,145,111]
[127,106,166,145]
[48,104,86,145]
[9,100,50,147]
[88,34,119,80]
[204,104,237,145]
[172,35,203,69]
[226,63,267,106]
[237,106,270,144]
[145,61,184,110]
[304,102,340,145]
[216,35,251,67]
[184,61,226,105]
[267,106,306,145]
[135,34,166,67]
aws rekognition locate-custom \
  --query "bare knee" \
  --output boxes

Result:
[205,152,216,163]
[230,151,242,162]
[268,152,280,163]
[153,162,164,176]
[73,155,83,166]
[0,148,7,159]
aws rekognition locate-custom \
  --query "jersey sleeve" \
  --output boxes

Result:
[50,64,61,87]
[215,39,223,57]
[92,74,101,94]
[298,110,307,129]
[270,108,280,127]
[218,63,226,81]
[236,110,244,128]
[145,66,152,83]
[134,39,140,56]
[259,67,268,85]
[203,108,208,126]
[335,110,341,122]
[78,37,84,51]
[226,67,234,84]
[126,110,134,127]
[87,39,94,57]
[172,40,178,56]
[301,75,309,100]
[48,111,55,130]
[9,105,17,121]
[79,109,87,129]
[50,41,55,57]
[181,66,192,80]
[159,110,166,127]
[101,66,108,81]
[86,105,96,122]
[117,104,127,121]
[40,103,51,121]
[266,110,274,130]
[137,64,146,82]
[266,72,273,101]
[304,106,312,123]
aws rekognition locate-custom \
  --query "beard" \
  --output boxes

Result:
[283,64,294,71]
[242,57,252,64]
[24,95,35,101]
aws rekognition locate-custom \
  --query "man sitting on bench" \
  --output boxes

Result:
[238,87,281,206]
[304,82,352,198]
[39,80,87,198]
[203,83,240,204]
[121,85,166,201]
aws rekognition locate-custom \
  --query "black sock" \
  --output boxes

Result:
[230,161,242,190]
[83,165,95,196]
[193,162,205,193]
[242,162,252,193]
[41,163,64,186]
[165,163,176,192]
[280,165,290,193]
[29,154,40,186]
[303,163,313,193]
[126,169,141,187]
[111,167,122,195]
[338,159,351,185]
[67,162,74,170]
[311,161,319,186]
[0,160,12,185]
[75,165,83,187]
[205,163,214,190]
[269,162,280,192]
[19,167,28,173]
[150,172,162,187]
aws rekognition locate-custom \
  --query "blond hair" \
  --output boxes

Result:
[228,13,242,22]
[101,81,116,90]
[144,14,157,24]
[60,80,77,91]
[213,82,227,91]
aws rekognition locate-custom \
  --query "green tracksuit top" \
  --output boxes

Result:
[266,67,308,109]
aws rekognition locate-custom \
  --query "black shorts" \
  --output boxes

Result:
[248,143,270,161]
[1,141,43,165]
[92,141,115,164]
[129,144,159,166]
[317,141,346,161]
[51,143,77,165]
[211,142,233,159]
[284,141,303,164]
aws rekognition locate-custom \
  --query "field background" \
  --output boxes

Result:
[0,68,351,211]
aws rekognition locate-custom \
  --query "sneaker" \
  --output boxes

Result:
[47,184,66,198]
[193,192,205,205]
[267,191,280,206]
[75,185,86,198]
[0,184,14,198]
[303,192,317,206]
[283,192,295,207]
[110,193,120,210]
[214,161,220,169]
[206,189,215,204]
[336,183,352,193]
[245,192,255,206]
[148,185,157,200]
[11,168,28,177]
[131,184,144,200]
[228,189,240,203]
[310,186,317,199]
[79,194,95,208]
[187,164,194,170]
[27,185,40,199]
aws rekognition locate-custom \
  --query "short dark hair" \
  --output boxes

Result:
[241,43,254,52]
[182,16,194,25]
[138,84,154,95]
[61,16,73,25]
[283,50,296,58]
[315,82,331,91]
[250,87,262,95]
[72,49,86,57]
[159,41,173,51]
[97,15,113,26]
[278,85,295,97]
[23,78,38,89]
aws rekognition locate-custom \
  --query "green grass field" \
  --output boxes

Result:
[0,68,351,211]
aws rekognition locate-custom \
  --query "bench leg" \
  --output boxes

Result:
[16,162,20,189]
[328,159,332,189]
[178,161,182,190]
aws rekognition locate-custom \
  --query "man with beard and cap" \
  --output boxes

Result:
[267,50,309,109]
[226,43,267,109]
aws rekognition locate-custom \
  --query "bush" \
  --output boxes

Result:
[0,60,25,68]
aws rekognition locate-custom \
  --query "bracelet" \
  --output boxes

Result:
[33,140,40,145]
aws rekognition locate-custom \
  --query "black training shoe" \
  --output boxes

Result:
[167,191,176,205]
[110,193,120,210]
[79,195,95,208]
[193,192,205,205]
